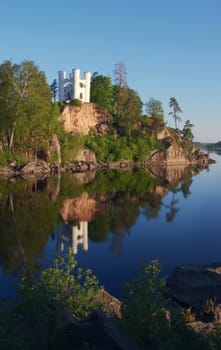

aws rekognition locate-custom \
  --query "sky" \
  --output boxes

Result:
[1,0,221,142]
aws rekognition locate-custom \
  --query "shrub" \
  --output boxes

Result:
[84,135,159,162]
[121,259,170,344]
[0,150,13,166]
[70,99,82,107]
[17,248,102,319]
[0,249,102,349]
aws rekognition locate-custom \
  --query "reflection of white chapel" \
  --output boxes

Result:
[56,221,88,254]
[58,68,91,103]
[72,221,88,254]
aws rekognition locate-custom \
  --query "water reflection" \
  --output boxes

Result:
[0,164,207,291]
[54,221,88,254]
[51,164,202,256]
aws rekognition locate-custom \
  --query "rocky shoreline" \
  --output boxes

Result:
[0,153,215,179]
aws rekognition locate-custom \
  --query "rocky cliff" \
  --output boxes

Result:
[150,127,212,166]
[58,103,109,135]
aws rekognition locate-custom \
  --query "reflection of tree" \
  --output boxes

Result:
[110,231,126,257]
[165,192,180,222]
[0,163,204,277]
[140,193,162,220]
[0,178,60,277]
[163,167,196,222]
[89,215,110,242]
[110,197,139,235]
[179,173,193,198]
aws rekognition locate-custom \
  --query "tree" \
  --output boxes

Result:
[169,97,182,129]
[145,98,165,136]
[113,86,143,136]
[50,78,58,102]
[182,120,194,159]
[0,60,15,149]
[114,61,127,88]
[182,120,194,142]
[90,75,113,114]
[0,60,51,154]
[145,98,164,121]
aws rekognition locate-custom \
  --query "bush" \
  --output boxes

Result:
[17,248,102,319]
[0,249,102,350]
[0,150,13,166]
[84,135,159,162]
[70,99,82,107]
[121,259,170,344]
[121,260,221,350]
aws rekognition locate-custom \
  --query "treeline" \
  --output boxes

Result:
[195,141,221,150]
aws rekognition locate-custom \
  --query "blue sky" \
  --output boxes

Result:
[1,0,221,142]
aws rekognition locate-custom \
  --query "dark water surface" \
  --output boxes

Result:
[0,154,220,299]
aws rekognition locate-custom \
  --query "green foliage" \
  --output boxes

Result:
[203,298,216,316]
[121,259,169,342]
[113,86,143,136]
[182,307,196,323]
[90,75,113,114]
[48,103,83,163]
[70,98,82,106]
[17,248,102,319]
[182,120,195,159]
[121,259,221,350]
[0,150,13,165]
[169,97,182,129]
[2,251,221,349]
[84,135,159,162]
[145,97,164,122]
[50,78,58,102]
[0,249,102,350]
[142,99,165,135]
[0,60,52,154]
[60,133,83,163]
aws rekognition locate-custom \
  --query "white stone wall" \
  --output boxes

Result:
[58,68,91,103]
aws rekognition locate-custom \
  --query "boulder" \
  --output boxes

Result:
[0,166,14,176]
[54,290,138,350]
[64,309,139,350]
[20,160,50,174]
[74,147,97,165]
[150,140,187,165]
[167,263,221,308]
[95,289,122,319]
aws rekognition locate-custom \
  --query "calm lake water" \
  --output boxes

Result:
[0,153,220,300]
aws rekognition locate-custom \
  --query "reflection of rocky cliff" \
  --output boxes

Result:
[73,171,96,185]
[147,164,194,185]
[59,192,106,222]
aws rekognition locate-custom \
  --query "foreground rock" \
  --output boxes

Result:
[64,309,139,350]
[57,290,138,350]
[167,263,221,308]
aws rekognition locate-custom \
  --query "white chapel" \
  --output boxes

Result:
[58,68,91,103]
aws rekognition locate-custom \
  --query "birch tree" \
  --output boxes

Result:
[0,60,51,153]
